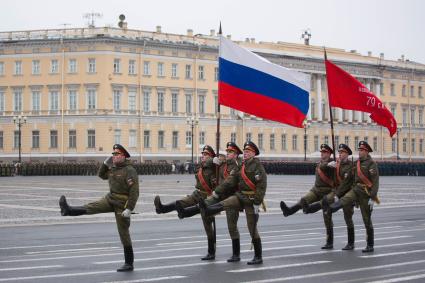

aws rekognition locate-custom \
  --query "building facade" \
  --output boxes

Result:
[0,26,424,163]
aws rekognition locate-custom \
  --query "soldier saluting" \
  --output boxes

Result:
[154,145,217,260]
[59,144,139,272]
[200,141,267,265]
[324,141,379,252]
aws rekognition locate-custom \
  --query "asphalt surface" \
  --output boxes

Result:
[0,174,425,283]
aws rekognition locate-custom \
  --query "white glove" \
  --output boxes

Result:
[212,191,220,199]
[327,161,337,168]
[334,195,339,202]
[104,156,113,166]
[253,204,260,214]
[213,157,221,165]
[368,199,374,211]
[121,209,132,218]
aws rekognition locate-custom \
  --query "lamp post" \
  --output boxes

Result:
[13,115,27,164]
[303,120,310,161]
[396,127,402,160]
[187,116,199,164]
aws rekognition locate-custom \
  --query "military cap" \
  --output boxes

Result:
[226,141,243,155]
[338,143,352,155]
[358,140,373,152]
[320,144,333,154]
[243,141,260,156]
[113,144,130,158]
[201,145,216,157]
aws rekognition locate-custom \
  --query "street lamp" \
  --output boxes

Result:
[396,127,402,160]
[13,115,27,164]
[303,120,310,161]
[186,116,199,164]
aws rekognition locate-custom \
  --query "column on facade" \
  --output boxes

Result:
[366,82,372,123]
[348,110,353,123]
[317,76,322,121]
[308,94,312,120]
[338,108,343,122]
[375,81,381,98]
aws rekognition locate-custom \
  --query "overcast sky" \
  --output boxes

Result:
[2,0,424,64]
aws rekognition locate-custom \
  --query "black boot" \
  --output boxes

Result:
[362,227,374,253]
[117,246,134,272]
[321,228,334,249]
[201,238,216,260]
[154,196,176,214]
[323,199,343,215]
[280,201,301,217]
[342,227,355,250]
[199,199,224,217]
[227,239,241,262]
[303,202,322,214]
[177,203,200,219]
[59,195,87,216]
[247,238,263,265]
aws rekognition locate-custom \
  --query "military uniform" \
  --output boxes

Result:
[154,145,217,260]
[59,144,139,272]
[326,141,379,252]
[200,141,267,265]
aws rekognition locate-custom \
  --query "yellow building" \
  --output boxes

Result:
[0,26,424,163]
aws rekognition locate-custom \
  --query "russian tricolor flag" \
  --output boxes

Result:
[219,36,310,128]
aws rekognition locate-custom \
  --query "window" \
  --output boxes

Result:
[129,130,137,148]
[14,61,22,75]
[68,59,77,73]
[172,92,178,114]
[0,62,4,75]
[0,91,4,112]
[345,136,350,146]
[87,129,96,148]
[185,94,192,114]
[390,83,395,96]
[380,83,384,96]
[214,95,218,114]
[311,99,316,119]
[13,89,23,112]
[335,136,339,147]
[158,131,165,148]
[402,138,407,153]
[114,129,121,145]
[292,135,298,151]
[69,130,76,148]
[373,137,378,152]
[364,136,369,143]
[391,105,396,117]
[88,58,96,73]
[49,91,59,111]
[128,90,136,111]
[314,135,319,151]
[113,58,121,73]
[324,135,329,145]
[392,138,396,153]
[198,95,205,114]
[171,63,178,78]
[185,64,192,79]
[402,108,407,126]
[14,131,19,149]
[32,60,40,74]
[50,130,58,148]
[231,132,236,143]
[354,136,359,148]
[282,134,287,150]
[419,86,423,98]
[0,131,3,149]
[68,90,77,110]
[172,131,178,148]
[420,139,424,153]
[198,65,204,80]
[157,90,164,113]
[143,90,150,112]
[411,108,415,126]
[258,133,264,149]
[87,89,96,110]
[144,130,150,148]
[32,131,40,149]
[419,109,423,126]
[410,85,415,97]
[199,131,205,146]
[402,85,406,97]
[214,67,219,81]
[113,90,121,111]
[51,59,59,73]
[411,138,416,153]
[143,61,150,75]
[186,131,192,146]
[128,60,136,75]
[246,133,252,142]
[321,100,326,120]
[270,134,275,150]
[157,62,164,77]
[32,91,41,111]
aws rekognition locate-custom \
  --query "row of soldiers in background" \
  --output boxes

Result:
[280,141,379,252]
[154,141,267,265]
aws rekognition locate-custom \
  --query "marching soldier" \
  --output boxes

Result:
[303,144,354,249]
[280,144,335,247]
[59,144,139,272]
[200,141,267,265]
[154,145,217,260]
[177,142,242,262]
[324,141,379,252]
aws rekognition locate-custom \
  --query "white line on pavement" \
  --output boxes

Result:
[227,260,331,273]
[0,265,63,272]
[93,254,203,264]
[25,246,121,255]
[101,276,187,283]
[358,248,425,258]
[367,273,425,283]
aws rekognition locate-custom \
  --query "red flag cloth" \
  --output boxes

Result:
[325,59,397,137]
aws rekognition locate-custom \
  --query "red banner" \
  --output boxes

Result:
[325,59,397,137]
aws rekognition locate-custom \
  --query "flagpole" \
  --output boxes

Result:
[324,48,337,162]
[216,22,222,182]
